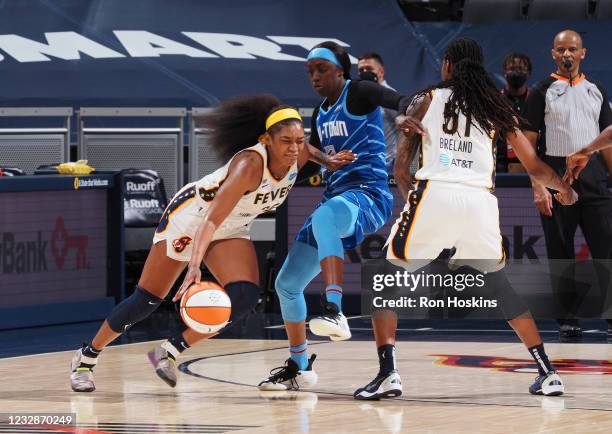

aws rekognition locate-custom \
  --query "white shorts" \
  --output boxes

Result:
[152,186,250,262]
[386,180,505,273]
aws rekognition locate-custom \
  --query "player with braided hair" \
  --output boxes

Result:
[355,37,578,400]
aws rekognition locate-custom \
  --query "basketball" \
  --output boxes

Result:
[180,281,232,334]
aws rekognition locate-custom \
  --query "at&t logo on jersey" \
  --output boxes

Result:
[438,153,474,169]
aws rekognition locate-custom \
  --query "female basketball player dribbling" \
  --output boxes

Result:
[258,42,413,390]
[355,38,578,400]
[69,95,355,392]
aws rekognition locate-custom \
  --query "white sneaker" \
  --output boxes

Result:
[258,355,318,391]
[529,370,564,396]
[354,370,403,400]
[147,343,177,388]
[70,348,96,392]
[309,307,351,341]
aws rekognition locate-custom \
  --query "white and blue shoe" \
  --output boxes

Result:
[354,371,403,400]
[529,370,564,396]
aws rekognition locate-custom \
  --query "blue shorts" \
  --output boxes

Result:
[295,184,393,250]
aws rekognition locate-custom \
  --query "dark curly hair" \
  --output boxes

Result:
[199,95,303,163]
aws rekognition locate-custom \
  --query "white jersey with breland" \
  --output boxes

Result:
[387,88,504,271]
[415,88,496,189]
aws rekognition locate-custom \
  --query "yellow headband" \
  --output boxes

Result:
[265,108,302,131]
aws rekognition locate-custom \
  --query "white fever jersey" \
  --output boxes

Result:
[414,88,496,189]
[153,143,298,261]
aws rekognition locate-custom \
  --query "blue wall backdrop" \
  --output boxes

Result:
[0,0,609,109]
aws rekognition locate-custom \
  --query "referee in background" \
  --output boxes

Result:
[523,29,612,341]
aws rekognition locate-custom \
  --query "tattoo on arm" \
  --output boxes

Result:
[394,135,414,199]
[308,145,331,167]
[393,94,432,199]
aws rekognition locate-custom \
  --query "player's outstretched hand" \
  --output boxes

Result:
[173,265,201,302]
[563,150,590,184]
[326,150,357,171]
[554,184,578,206]
[395,115,426,136]
[532,183,553,216]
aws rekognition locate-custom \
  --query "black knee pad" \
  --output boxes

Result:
[485,270,529,320]
[107,285,163,333]
[225,281,260,323]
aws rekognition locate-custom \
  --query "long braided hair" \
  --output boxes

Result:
[415,37,519,139]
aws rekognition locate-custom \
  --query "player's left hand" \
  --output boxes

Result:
[396,115,426,136]
[563,150,590,184]
[326,150,357,171]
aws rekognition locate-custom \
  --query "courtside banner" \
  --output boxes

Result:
[0,174,123,329]
[122,169,167,227]
[360,259,612,320]
[288,180,598,296]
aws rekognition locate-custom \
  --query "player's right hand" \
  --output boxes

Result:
[532,182,553,216]
[326,150,357,171]
[173,265,201,302]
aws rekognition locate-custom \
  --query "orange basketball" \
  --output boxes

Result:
[180,281,232,333]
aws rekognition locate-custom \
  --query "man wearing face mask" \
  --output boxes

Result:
[523,30,612,341]
[497,53,532,172]
[358,52,401,173]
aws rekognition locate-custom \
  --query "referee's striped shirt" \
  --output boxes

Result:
[524,73,612,157]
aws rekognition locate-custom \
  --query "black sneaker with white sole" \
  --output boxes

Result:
[354,370,403,400]
[258,354,318,391]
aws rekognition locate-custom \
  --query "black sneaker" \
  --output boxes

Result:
[354,370,403,400]
[529,370,564,396]
[559,324,582,341]
[258,355,318,391]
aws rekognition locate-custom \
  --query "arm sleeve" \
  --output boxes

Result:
[595,82,612,131]
[308,105,321,147]
[346,80,409,116]
[298,105,322,182]
[522,81,547,133]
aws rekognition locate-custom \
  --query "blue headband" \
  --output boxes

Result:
[307,47,343,69]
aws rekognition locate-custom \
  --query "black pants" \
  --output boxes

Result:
[540,155,612,327]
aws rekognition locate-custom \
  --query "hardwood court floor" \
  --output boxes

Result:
[0,339,610,433]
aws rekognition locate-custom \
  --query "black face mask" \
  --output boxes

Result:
[505,70,528,89]
[359,70,378,83]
